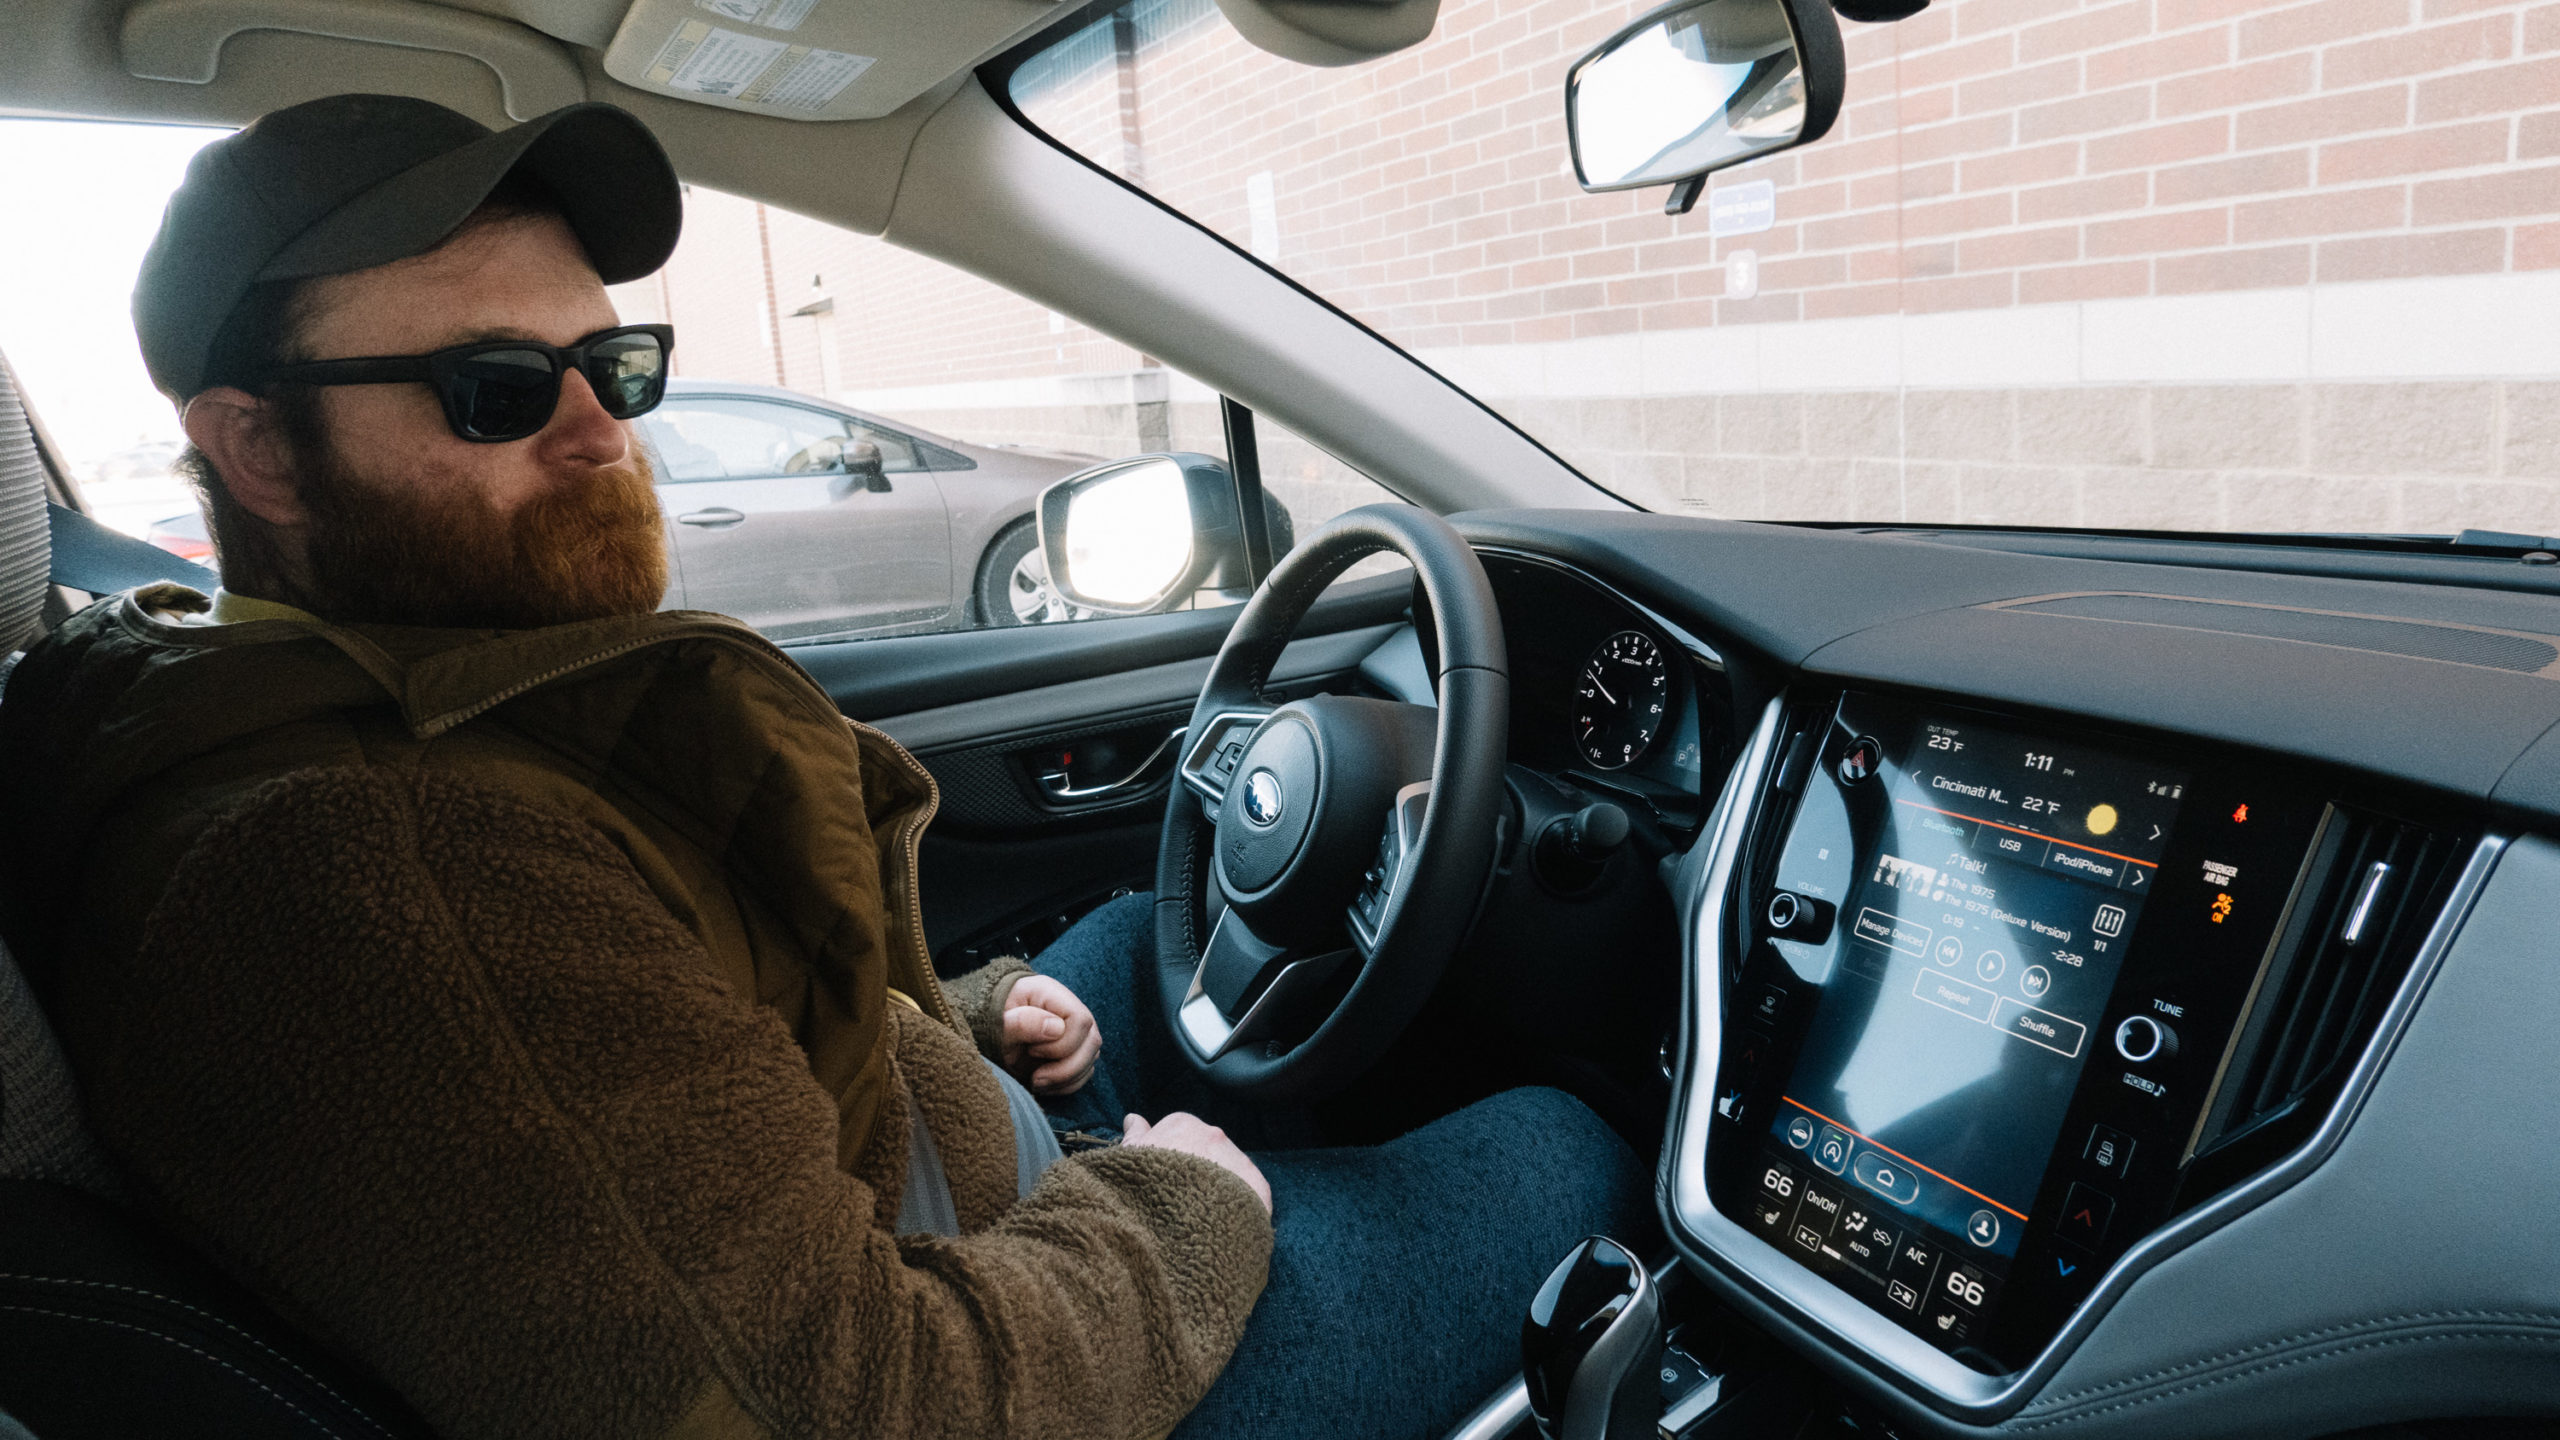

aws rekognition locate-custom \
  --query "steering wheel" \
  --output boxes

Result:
[1155,504,1508,1100]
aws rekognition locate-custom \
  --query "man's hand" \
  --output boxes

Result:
[1124,1112,1272,1216]
[998,974,1101,1096]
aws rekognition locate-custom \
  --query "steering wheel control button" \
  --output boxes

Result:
[1811,1126,1853,1176]
[1965,1209,2001,1248]
[1837,735,1884,785]
[2084,1124,2135,1179]
[2113,1013,2176,1063]
[2060,1183,2115,1245]
[1785,1114,1817,1149]
[1851,1147,1921,1207]
[1748,983,1788,1025]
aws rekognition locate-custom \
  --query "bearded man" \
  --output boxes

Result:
[0,94,1648,1440]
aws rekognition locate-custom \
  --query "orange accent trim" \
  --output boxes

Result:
[1896,798,2158,871]
[1780,1096,2031,1222]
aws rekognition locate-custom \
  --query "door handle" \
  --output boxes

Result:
[1038,727,1185,804]
[676,507,745,528]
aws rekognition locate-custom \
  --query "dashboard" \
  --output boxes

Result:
[1440,512,2560,1440]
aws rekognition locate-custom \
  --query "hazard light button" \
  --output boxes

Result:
[2059,1182,2115,1246]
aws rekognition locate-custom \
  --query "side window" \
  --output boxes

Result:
[609,184,1401,641]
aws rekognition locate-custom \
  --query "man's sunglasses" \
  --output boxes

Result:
[261,323,676,443]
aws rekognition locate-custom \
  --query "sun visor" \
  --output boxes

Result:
[1213,0,1441,68]
[600,0,1064,121]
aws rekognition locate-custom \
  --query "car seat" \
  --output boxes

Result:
[0,358,435,1438]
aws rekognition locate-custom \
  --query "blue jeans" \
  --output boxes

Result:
[1029,893,1656,1440]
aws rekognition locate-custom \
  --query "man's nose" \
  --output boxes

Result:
[541,367,631,465]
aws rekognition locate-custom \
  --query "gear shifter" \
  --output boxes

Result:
[1521,1236,1663,1440]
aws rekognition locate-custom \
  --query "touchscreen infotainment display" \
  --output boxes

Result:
[1750,703,2188,1352]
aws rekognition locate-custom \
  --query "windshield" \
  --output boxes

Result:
[1009,0,2560,536]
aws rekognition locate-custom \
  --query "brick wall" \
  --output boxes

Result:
[1022,0,2559,341]
[626,0,2560,535]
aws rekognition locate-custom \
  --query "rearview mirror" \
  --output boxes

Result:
[1037,453,1294,615]
[1566,0,1843,209]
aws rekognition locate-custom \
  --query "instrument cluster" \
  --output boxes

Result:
[1476,552,1723,812]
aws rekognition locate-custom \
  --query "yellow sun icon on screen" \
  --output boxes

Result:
[2086,803,2119,837]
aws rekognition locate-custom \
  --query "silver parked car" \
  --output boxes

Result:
[148,379,1105,640]
[634,379,1104,640]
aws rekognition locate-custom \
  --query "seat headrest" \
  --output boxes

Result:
[0,356,50,656]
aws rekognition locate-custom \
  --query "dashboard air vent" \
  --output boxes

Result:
[2197,810,2464,1159]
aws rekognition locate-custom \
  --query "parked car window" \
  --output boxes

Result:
[842,421,928,473]
[641,398,882,480]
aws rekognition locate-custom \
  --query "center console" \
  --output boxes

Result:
[1666,689,2477,1419]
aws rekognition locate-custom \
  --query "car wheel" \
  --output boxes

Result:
[975,519,1085,627]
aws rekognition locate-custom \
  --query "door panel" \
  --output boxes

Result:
[808,574,1415,967]
[802,571,1411,719]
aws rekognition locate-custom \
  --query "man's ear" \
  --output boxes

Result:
[182,388,308,526]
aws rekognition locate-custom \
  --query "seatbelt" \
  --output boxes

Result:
[46,502,218,593]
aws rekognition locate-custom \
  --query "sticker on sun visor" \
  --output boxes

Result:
[645,21,875,109]
[695,0,820,32]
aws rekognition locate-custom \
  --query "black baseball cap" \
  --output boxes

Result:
[134,94,683,401]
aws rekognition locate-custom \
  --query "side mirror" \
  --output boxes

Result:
[843,438,891,493]
[1566,0,1843,212]
[801,436,892,493]
[1036,453,1291,615]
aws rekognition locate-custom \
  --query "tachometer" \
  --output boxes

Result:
[1574,629,1669,770]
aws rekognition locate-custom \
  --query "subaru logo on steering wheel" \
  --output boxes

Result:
[1241,769,1284,827]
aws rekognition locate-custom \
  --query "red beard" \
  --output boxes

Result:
[292,441,668,631]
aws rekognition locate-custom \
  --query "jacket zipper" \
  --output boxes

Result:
[853,718,957,1033]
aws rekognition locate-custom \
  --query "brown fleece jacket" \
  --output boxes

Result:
[0,590,1270,1440]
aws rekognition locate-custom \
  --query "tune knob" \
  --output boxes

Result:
[2114,1015,2178,1063]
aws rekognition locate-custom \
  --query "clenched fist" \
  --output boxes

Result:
[997,974,1101,1095]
